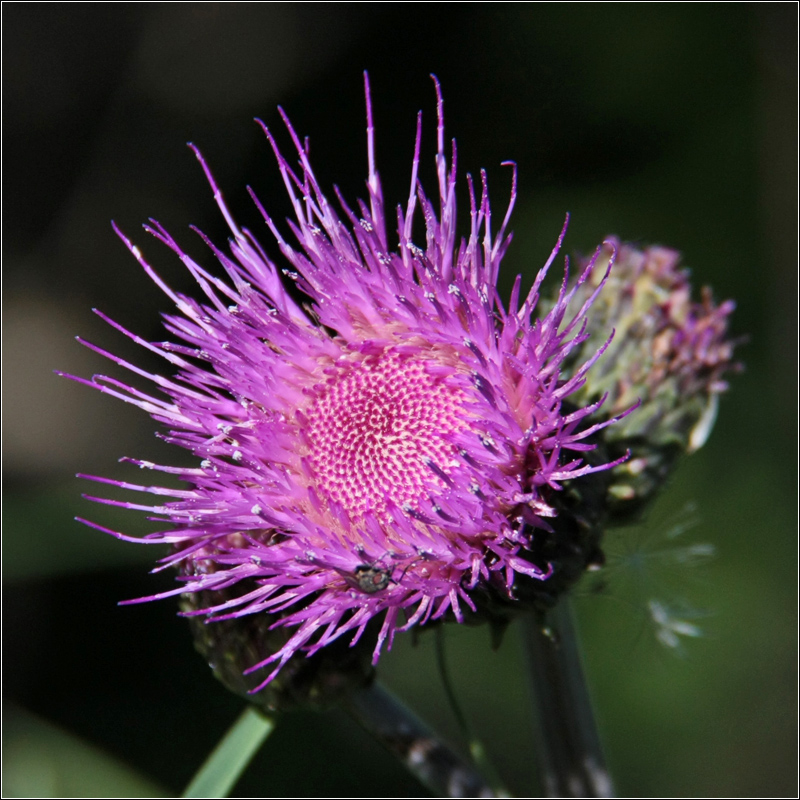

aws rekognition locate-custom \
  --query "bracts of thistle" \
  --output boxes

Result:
[553,239,741,526]
[63,74,641,709]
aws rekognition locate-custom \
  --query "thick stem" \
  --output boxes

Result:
[521,601,615,798]
[343,680,497,798]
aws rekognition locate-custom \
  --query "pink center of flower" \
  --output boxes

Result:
[304,349,466,518]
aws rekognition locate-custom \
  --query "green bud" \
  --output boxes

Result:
[566,238,740,520]
[178,555,376,714]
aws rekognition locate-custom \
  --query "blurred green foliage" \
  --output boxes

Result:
[3,705,167,798]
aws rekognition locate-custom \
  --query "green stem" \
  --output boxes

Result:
[343,680,497,798]
[434,627,509,796]
[521,601,615,798]
[182,705,276,798]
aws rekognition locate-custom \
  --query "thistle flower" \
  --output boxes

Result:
[67,75,627,699]
[561,238,740,519]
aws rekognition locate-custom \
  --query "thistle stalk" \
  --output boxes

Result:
[343,681,497,798]
[521,601,614,798]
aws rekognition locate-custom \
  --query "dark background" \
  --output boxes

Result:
[4,4,797,797]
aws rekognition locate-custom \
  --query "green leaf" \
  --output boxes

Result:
[181,706,276,798]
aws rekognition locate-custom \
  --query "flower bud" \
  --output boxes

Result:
[565,238,740,520]
[179,549,377,713]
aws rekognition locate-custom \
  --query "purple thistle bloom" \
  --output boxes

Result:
[66,75,627,693]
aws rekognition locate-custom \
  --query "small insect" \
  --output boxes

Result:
[344,549,427,594]
[351,564,393,594]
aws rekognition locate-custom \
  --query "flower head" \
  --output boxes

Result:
[562,238,740,518]
[68,75,626,696]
